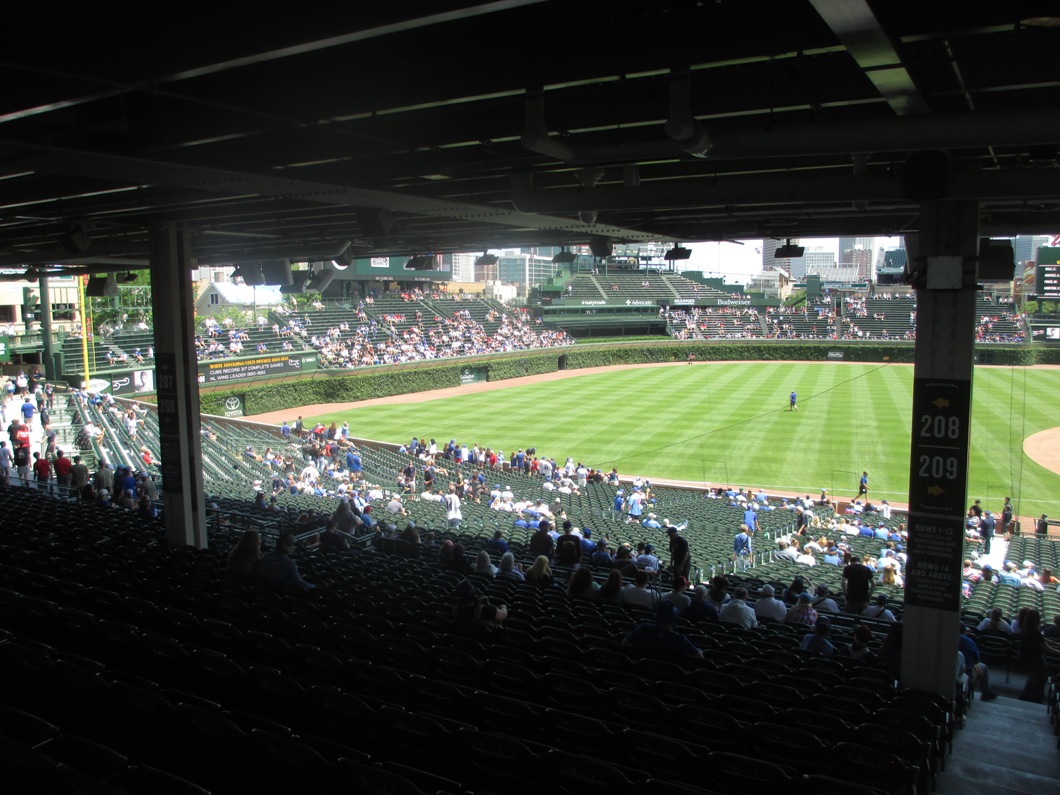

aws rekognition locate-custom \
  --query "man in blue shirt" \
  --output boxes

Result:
[789,390,798,411]
[20,398,35,429]
[591,541,614,568]
[281,421,291,440]
[743,503,759,535]
[980,511,996,554]
[485,530,509,556]
[800,617,835,657]
[733,524,753,571]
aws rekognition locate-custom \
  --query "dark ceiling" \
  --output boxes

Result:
[2,0,1059,271]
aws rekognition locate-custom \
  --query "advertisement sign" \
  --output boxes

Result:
[565,295,774,309]
[109,368,156,395]
[222,395,245,418]
[459,367,487,385]
[0,335,10,363]
[202,353,318,384]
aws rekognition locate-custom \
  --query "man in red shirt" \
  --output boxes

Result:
[32,452,52,494]
[53,450,72,496]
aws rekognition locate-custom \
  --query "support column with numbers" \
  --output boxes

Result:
[901,200,980,697]
[151,225,207,549]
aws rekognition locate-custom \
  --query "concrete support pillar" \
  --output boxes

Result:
[150,226,207,549]
[901,200,980,697]
[38,276,55,376]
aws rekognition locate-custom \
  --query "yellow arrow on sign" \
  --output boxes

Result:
[931,397,950,409]
[927,484,945,496]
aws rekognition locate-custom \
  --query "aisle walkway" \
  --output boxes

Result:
[938,677,1059,794]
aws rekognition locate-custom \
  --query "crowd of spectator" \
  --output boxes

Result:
[309,303,572,368]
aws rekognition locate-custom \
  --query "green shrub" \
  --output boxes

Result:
[486,354,559,381]
[200,363,464,415]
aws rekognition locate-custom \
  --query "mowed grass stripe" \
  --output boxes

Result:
[311,362,1060,508]
[971,369,1040,507]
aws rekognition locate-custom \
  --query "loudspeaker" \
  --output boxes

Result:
[589,235,613,258]
[234,264,266,285]
[405,255,436,270]
[259,259,293,285]
[306,269,336,293]
[979,239,1016,281]
[85,276,107,297]
[278,272,311,294]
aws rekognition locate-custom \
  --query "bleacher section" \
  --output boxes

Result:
[668,308,765,340]
[974,297,1024,342]
[562,272,744,306]
[662,274,745,302]
[283,296,571,368]
[592,272,679,302]
[66,391,1052,643]
[197,316,309,361]
[759,302,839,340]
[61,393,918,588]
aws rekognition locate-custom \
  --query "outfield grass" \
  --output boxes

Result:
[306,362,1060,515]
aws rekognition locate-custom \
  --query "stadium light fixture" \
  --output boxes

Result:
[475,251,499,267]
[552,248,576,264]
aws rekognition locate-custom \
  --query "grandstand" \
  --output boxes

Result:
[7,391,1059,791]
[0,345,1056,791]
[6,2,1060,791]
[671,291,1028,344]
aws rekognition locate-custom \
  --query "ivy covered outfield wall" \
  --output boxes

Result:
[197,341,1060,415]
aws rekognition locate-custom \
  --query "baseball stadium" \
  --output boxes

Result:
[3,3,1060,793]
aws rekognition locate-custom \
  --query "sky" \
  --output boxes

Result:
[685,236,905,285]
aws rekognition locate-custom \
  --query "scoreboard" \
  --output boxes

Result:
[1035,246,1060,297]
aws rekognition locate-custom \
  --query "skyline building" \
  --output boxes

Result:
[761,238,805,279]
